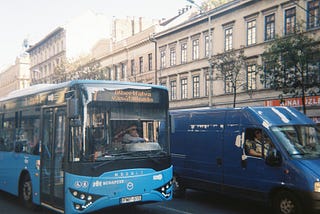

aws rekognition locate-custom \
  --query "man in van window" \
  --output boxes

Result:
[245,129,263,157]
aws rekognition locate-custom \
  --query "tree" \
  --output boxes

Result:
[201,0,233,11]
[211,49,247,107]
[261,32,320,114]
[52,57,109,83]
[187,0,232,12]
[74,59,108,80]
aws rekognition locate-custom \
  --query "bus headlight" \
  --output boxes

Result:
[314,182,320,192]
[69,188,102,211]
[156,179,173,198]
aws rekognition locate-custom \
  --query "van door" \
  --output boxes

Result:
[40,107,66,209]
[223,126,283,200]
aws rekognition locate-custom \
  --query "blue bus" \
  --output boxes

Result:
[0,80,172,213]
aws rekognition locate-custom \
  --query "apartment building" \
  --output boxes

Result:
[0,54,30,98]
[90,5,196,85]
[27,10,109,84]
[154,0,320,122]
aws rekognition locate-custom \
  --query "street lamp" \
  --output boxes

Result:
[149,33,158,85]
[186,0,213,107]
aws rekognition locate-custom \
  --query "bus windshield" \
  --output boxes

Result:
[271,125,320,158]
[71,101,168,162]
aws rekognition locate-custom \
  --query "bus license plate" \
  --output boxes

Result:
[120,195,142,204]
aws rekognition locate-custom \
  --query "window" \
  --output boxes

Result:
[204,35,209,57]
[263,62,272,89]
[115,65,119,80]
[244,128,273,158]
[130,59,135,76]
[105,67,111,80]
[160,82,166,87]
[225,28,233,51]
[170,47,176,66]
[160,50,166,69]
[265,14,275,41]
[192,39,199,60]
[148,53,152,71]
[181,78,188,99]
[307,0,320,29]
[170,80,177,100]
[225,76,233,93]
[285,7,296,35]
[121,63,125,79]
[205,73,210,96]
[139,56,143,73]
[247,64,257,90]
[181,43,187,64]
[247,20,256,45]
[193,75,200,98]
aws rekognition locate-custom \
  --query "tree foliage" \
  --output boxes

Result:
[261,32,320,114]
[52,58,109,83]
[211,49,247,107]
[200,0,233,11]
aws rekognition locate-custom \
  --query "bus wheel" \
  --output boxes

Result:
[19,174,35,209]
[273,190,302,214]
[172,175,185,198]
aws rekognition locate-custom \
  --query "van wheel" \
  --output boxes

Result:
[172,175,185,198]
[19,174,35,209]
[273,190,302,214]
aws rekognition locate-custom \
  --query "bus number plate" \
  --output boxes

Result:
[120,195,142,204]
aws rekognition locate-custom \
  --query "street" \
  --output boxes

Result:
[0,189,272,214]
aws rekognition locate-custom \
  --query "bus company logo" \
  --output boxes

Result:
[74,181,89,188]
[153,174,163,181]
[74,181,82,188]
[127,182,134,190]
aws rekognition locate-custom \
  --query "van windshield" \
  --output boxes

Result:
[271,125,320,158]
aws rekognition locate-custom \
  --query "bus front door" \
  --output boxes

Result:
[40,107,66,210]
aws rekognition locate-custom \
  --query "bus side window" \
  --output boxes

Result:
[0,137,6,151]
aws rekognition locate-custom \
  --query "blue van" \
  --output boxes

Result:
[170,107,320,214]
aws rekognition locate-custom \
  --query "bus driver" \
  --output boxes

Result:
[122,125,148,143]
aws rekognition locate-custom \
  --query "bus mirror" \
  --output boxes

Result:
[67,98,79,118]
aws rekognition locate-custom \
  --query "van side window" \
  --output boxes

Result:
[244,128,273,158]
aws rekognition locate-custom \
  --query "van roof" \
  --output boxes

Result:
[170,106,315,127]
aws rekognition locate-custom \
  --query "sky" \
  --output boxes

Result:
[0,0,191,71]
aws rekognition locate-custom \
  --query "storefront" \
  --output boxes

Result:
[264,95,320,125]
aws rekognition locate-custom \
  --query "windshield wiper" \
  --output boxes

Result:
[290,152,311,157]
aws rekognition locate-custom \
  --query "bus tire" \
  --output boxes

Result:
[172,175,185,198]
[19,174,35,210]
[273,190,302,214]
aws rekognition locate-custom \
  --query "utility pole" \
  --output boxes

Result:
[186,0,213,107]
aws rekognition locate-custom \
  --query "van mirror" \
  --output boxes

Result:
[265,148,282,167]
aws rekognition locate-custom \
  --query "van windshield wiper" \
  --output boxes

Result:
[290,152,310,157]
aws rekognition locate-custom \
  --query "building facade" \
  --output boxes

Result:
[27,27,66,84]
[154,0,320,122]
[0,54,30,98]
[90,5,196,85]
[27,11,110,85]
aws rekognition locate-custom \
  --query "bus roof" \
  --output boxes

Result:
[0,80,167,102]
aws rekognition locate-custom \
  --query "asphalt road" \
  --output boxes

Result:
[0,189,272,214]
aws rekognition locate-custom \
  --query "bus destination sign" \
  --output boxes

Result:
[94,89,159,103]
